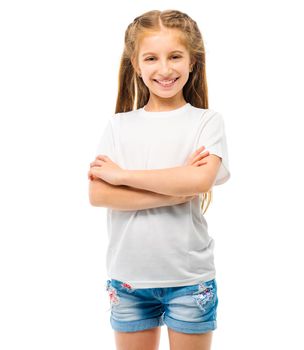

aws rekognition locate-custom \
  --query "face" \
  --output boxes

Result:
[136,29,193,102]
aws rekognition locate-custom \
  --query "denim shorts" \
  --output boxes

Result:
[105,278,218,334]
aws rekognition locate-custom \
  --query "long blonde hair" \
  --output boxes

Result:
[114,9,212,214]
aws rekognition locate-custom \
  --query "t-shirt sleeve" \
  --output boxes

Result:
[95,118,117,162]
[197,111,231,186]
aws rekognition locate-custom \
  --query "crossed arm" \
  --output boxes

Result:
[89,162,202,210]
[89,179,195,211]
[88,141,221,210]
[120,165,203,197]
[89,157,221,210]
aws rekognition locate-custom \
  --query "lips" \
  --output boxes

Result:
[153,77,179,87]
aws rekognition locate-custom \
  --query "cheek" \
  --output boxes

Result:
[177,64,190,75]
[143,69,155,80]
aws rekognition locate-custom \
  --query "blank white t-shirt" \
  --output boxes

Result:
[95,102,230,288]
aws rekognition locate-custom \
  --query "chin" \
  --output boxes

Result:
[150,90,181,99]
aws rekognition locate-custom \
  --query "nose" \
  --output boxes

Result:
[157,59,173,76]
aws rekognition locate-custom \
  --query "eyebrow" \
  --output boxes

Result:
[141,50,184,57]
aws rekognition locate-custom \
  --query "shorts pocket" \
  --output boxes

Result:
[110,279,136,294]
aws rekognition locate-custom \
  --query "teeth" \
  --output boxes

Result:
[156,78,178,85]
[159,79,174,83]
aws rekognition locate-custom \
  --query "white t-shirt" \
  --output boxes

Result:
[95,102,230,288]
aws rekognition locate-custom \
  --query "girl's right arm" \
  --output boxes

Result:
[89,179,194,210]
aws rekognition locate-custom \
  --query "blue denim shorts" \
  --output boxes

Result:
[105,278,218,334]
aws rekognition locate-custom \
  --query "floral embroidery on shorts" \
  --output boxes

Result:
[193,281,215,312]
[106,280,120,306]
[121,282,133,290]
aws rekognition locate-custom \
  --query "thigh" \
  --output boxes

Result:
[105,279,165,333]
[167,327,213,350]
[164,279,218,335]
[114,327,161,350]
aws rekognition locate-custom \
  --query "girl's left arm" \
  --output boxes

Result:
[120,165,208,197]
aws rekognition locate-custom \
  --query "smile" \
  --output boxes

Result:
[153,77,179,88]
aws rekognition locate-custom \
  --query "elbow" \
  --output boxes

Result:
[88,180,103,207]
[89,196,97,207]
[89,185,97,206]
[195,174,213,194]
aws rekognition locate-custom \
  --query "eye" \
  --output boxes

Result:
[145,55,182,61]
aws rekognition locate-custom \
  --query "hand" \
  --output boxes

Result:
[88,155,119,181]
[186,145,209,167]
[88,157,101,181]
[88,155,124,185]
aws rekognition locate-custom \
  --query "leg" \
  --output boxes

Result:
[114,326,161,350]
[164,278,218,349]
[167,327,213,350]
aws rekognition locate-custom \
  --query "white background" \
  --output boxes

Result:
[1,0,303,349]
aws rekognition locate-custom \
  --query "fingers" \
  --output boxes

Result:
[90,159,104,168]
[186,146,206,165]
[189,149,209,167]
[196,160,208,166]
[194,146,208,157]
[97,155,109,160]
[90,154,109,168]
[193,150,209,162]
[87,171,95,180]
[194,146,206,154]
[189,146,205,160]
[89,156,107,180]
[188,146,207,160]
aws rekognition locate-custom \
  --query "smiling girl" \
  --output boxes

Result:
[88,9,230,350]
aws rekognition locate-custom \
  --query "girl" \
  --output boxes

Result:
[88,9,230,350]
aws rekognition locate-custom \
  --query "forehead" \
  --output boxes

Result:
[138,29,187,56]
